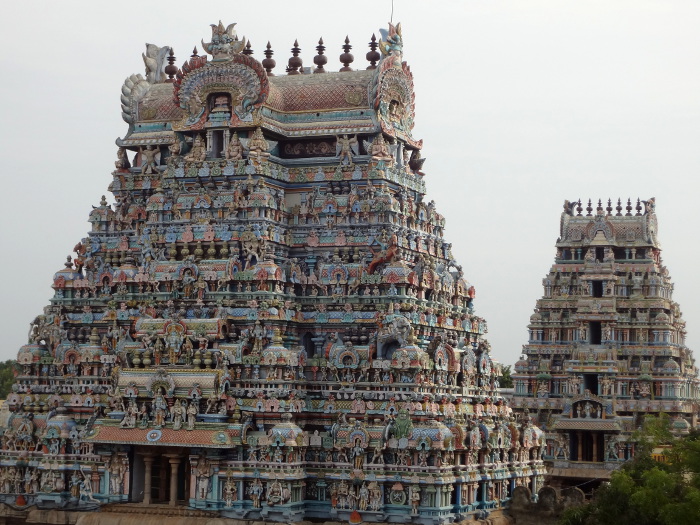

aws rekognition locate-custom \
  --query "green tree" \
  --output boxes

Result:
[560,417,700,525]
[500,364,513,388]
[0,360,17,399]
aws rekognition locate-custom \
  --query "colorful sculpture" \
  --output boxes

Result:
[511,198,699,487]
[2,21,545,523]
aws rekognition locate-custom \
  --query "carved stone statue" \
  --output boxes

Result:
[115,147,131,170]
[142,44,170,84]
[336,135,358,166]
[139,145,159,174]
[186,400,198,430]
[225,132,243,160]
[186,135,207,162]
[247,127,270,161]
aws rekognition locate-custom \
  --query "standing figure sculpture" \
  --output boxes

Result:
[139,145,159,174]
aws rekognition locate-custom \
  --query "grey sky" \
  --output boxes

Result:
[0,1,698,368]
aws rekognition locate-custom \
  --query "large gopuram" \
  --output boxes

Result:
[3,21,546,524]
[511,198,699,488]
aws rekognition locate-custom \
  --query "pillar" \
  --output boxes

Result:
[159,461,168,501]
[143,455,154,505]
[91,471,100,496]
[577,431,583,461]
[592,434,598,462]
[169,457,181,506]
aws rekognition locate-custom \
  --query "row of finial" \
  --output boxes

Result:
[573,198,645,217]
[169,35,382,77]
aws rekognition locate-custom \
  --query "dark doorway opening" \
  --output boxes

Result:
[583,373,599,394]
[589,321,602,344]
[211,130,224,158]
[592,281,603,298]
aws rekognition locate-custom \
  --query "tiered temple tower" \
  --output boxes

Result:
[4,22,545,523]
[511,198,699,487]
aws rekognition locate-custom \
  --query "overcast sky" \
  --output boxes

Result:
[0,1,698,368]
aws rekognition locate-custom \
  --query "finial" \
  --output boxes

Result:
[635,198,642,215]
[596,199,603,214]
[616,198,622,216]
[165,48,177,82]
[366,34,380,69]
[191,46,199,58]
[625,198,632,216]
[243,40,254,55]
[287,39,302,75]
[339,35,354,72]
[100,195,108,207]
[262,41,276,75]
[606,199,612,215]
[576,199,582,216]
[314,38,327,73]
[586,199,592,216]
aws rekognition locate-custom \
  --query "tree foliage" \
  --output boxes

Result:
[0,360,17,400]
[560,416,700,525]
[500,364,514,388]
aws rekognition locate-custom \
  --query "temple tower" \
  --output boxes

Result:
[5,21,545,523]
[511,198,699,488]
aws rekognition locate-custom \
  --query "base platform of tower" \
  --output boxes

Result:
[0,21,545,524]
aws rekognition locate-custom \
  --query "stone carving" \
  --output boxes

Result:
[2,19,548,524]
[142,44,170,84]
[201,21,246,61]
[513,197,696,485]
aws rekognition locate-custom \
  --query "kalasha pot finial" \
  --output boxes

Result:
[339,35,354,72]
[165,48,177,81]
[366,34,380,69]
[314,38,327,73]
[262,41,276,75]
[287,39,302,75]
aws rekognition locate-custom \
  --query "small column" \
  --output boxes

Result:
[169,456,181,506]
[143,455,155,505]
[91,471,100,496]
[577,431,583,461]
[159,461,168,501]
[592,434,598,462]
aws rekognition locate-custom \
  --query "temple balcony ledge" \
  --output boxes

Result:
[550,459,624,469]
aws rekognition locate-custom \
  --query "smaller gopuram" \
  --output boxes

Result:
[511,198,700,487]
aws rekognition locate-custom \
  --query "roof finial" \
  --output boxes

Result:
[191,46,199,58]
[615,198,622,216]
[314,38,327,73]
[366,34,380,69]
[625,198,633,216]
[339,35,354,72]
[586,199,592,216]
[243,40,254,55]
[262,41,276,75]
[287,39,302,75]
[635,198,642,216]
[165,48,177,82]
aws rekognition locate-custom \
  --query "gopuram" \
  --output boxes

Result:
[511,198,699,488]
[4,21,545,524]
